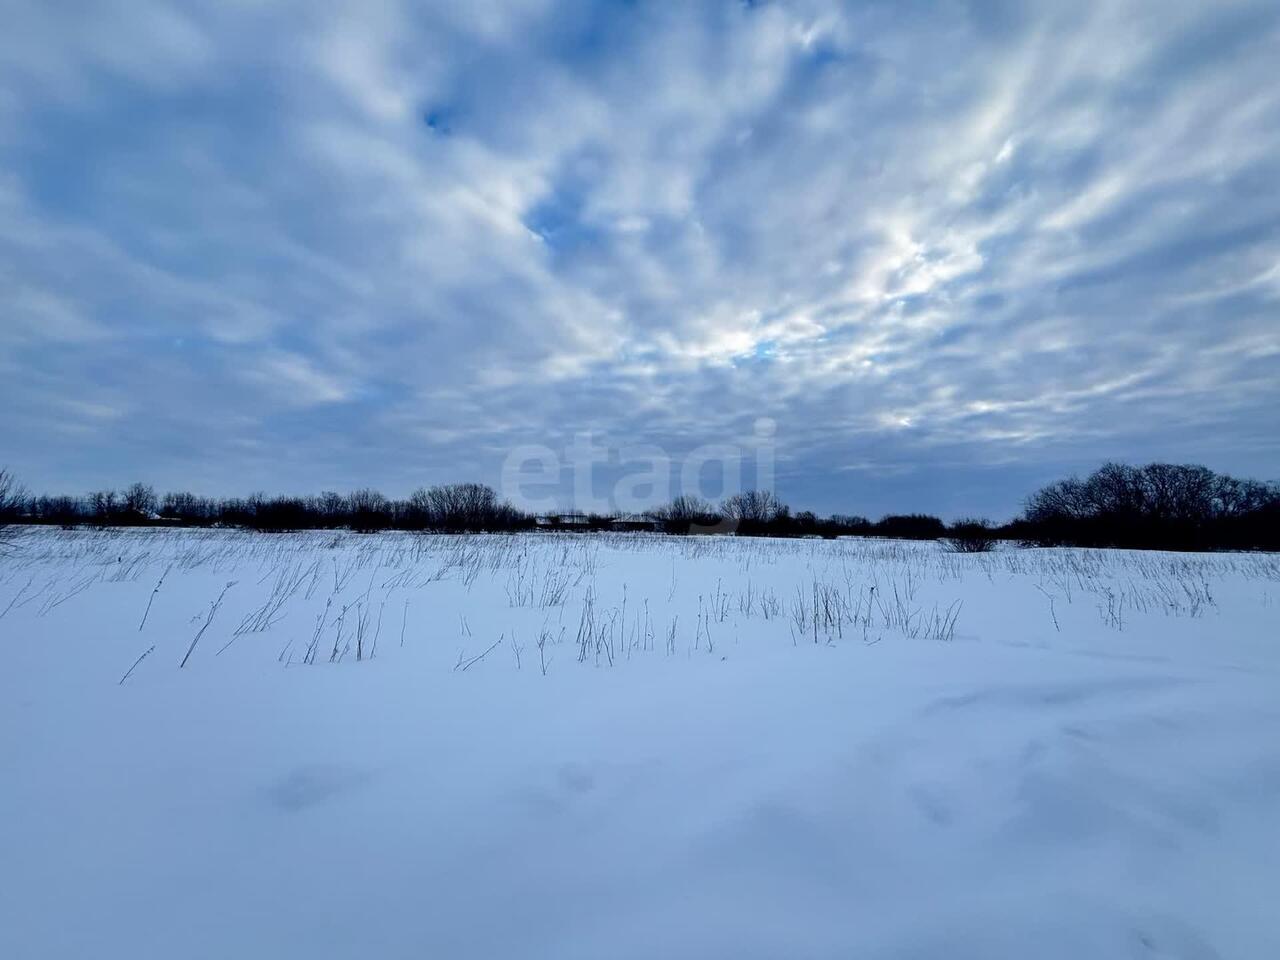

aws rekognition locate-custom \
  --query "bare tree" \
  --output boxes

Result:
[0,468,27,551]
[416,483,514,532]
[651,495,713,522]
[0,468,27,524]
[407,486,433,529]
[123,482,158,519]
[31,495,82,526]
[88,489,118,524]
[317,491,346,522]
[161,491,215,523]
[650,495,721,534]
[721,490,786,524]
[347,488,391,532]
[1022,462,1280,549]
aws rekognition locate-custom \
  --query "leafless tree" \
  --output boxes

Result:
[88,489,118,523]
[31,495,82,526]
[650,495,723,534]
[0,468,27,551]
[1023,462,1280,549]
[0,468,27,524]
[721,489,786,524]
[652,494,713,523]
[414,482,514,531]
[161,491,212,522]
[317,491,346,522]
[123,482,158,518]
[347,488,391,532]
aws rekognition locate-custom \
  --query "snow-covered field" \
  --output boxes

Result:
[2,527,1278,959]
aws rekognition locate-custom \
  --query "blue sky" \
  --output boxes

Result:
[2,0,1278,519]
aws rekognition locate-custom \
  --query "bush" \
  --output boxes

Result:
[825,514,872,537]
[944,518,998,553]
[650,495,722,534]
[247,496,321,532]
[874,514,947,540]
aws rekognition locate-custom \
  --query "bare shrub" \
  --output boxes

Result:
[874,514,947,540]
[650,495,720,534]
[944,518,998,553]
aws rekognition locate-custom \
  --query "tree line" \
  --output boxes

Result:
[1011,462,1280,551]
[0,477,526,534]
[2,462,1277,551]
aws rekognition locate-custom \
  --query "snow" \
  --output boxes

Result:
[2,527,1278,958]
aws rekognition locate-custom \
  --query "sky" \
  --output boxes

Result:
[1,0,1278,520]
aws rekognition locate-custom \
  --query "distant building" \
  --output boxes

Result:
[532,513,664,533]
[534,513,592,529]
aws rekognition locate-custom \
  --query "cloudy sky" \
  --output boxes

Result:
[2,0,1278,518]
